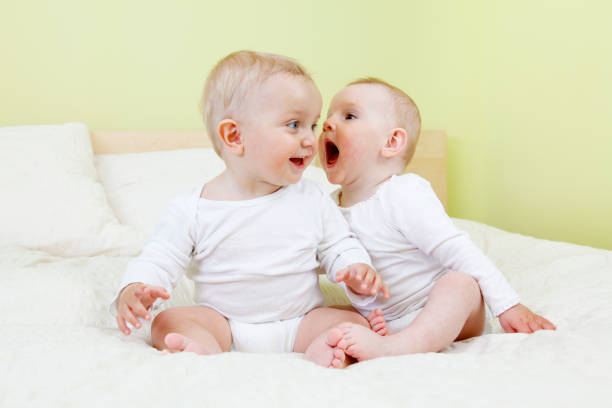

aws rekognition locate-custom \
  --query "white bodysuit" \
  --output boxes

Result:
[333,174,520,332]
[110,179,373,351]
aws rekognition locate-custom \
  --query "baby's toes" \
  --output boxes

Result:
[330,348,347,368]
[326,327,344,347]
[372,322,385,332]
[370,316,384,326]
[337,322,355,333]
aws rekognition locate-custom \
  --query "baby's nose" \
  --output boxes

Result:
[323,120,334,133]
[302,132,314,146]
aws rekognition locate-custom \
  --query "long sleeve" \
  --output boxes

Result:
[317,190,376,307]
[384,175,519,316]
[109,193,197,316]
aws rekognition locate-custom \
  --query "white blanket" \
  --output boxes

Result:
[1,218,611,407]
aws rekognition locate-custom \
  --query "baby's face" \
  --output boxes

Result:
[319,84,393,186]
[238,74,322,187]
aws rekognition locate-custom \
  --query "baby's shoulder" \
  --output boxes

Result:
[292,178,328,198]
[384,173,434,197]
[165,185,202,219]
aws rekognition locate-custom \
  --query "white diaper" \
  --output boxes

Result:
[385,294,430,334]
[386,307,423,333]
[229,315,304,353]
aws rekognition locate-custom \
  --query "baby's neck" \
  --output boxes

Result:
[202,169,282,201]
[339,173,395,207]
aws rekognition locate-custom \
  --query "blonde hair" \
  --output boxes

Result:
[201,50,313,155]
[348,77,421,165]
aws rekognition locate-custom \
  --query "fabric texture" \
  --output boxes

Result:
[1,219,610,407]
[95,148,336,237]
[333,174,520,318]
[0,123,142,257]
[229,315,303,353]
[2,137,609,406]
[110,179,374,323]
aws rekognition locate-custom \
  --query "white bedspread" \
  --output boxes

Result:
[1,219,611,407]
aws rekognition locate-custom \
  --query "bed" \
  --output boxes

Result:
[1,123,610,407]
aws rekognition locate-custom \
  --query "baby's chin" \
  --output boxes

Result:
[283,172,306,186]
[322,170,343,186]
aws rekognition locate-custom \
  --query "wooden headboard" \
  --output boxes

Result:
[90,129,447,208]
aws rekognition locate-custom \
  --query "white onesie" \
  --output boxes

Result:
[333,174,520,332]
[110,179,374,352]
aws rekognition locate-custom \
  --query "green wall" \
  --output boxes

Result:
[2,1,610,249]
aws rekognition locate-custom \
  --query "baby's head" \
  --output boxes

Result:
[201,50,321,186]
[320,78,421,185]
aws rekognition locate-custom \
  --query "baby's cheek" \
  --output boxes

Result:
[343,144,366,162]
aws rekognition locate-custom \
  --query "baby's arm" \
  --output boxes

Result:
[498,303,556,333]
[384,177,516,313]
[116,283,170,335]
[110,193,197,332]
[316,190,386,306]
[383,176,557,332]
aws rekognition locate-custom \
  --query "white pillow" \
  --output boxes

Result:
[95,149,225,237]
[95,148,337,237]
[0,123,143,257]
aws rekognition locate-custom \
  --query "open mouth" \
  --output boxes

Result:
[289,157,306,169]
[325,140,339,168]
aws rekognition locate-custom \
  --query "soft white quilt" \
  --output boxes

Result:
[1,124,610,407]
[1,219,611,407]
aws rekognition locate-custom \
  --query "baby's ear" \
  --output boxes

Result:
[217,119,244,156]
[381,128,407,158]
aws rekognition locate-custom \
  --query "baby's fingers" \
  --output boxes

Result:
[353,266,365,281]
[541,318,556,331]
[361,269,375,290]
[117,304,139,335]
[131,301,151,321]
[117,315,130,336]
[381,282,390,299]
[531,316,556,332]
[124,306,143,331]
[370,275,390,299]
[335,268,348,283]
[144,286,170,300]
[368,274,380,295]
[499,318,516,333]
[513,319,533,334]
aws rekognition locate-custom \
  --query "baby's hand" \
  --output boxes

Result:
[336,263,390,299]
[498,303,556,333]
[116,283,170,336]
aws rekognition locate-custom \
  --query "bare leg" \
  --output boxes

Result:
[294,307,369,368]
[151,306,232,355]
[338,272,485,361]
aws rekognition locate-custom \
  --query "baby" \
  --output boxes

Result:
[318,77,555,361]
[110,52,389,368]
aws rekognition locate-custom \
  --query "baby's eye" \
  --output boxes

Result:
[311,123,318,131]
[288,121,299,129]
[345,113,356,120]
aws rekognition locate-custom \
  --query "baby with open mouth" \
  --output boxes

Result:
[318,77,555,362]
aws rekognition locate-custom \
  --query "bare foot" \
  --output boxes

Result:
[163,333,220,355]
[304,327,350,368]
[337,322,388,361]
[367,309,388,336]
